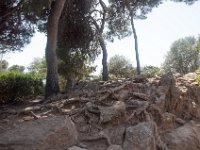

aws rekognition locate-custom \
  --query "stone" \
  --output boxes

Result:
[106,145,123,150]
[183,72,197,80]
[133,75,148,83]
[99,101,126,124]
[0,116,78,150]
[150,86,170,113]
[68,146,88,150]
[160,112,176,130]
[159,72,176,86]
[123,121,156,150]
[162,121,200,150]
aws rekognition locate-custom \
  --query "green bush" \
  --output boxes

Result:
[141,66,161,78]
[0,71,44,104]
[196,75,200,86]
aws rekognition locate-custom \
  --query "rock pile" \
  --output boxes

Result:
[0,73,200,150]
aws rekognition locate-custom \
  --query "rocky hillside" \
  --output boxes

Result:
[0,73,200,150]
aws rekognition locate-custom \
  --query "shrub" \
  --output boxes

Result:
[196,75,200,86]
[141,66,161,78]
[0,71,44,104]
[108,55,135,78]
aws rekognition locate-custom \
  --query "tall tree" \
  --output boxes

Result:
[57,0,100,92]
[91,0,109,81]
[0,0,67,98]
[45,0,66,99]
[108,0,162,75]
[162,36,200,75]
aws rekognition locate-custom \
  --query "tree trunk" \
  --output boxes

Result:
[131,16,141,75]
[45,0,66,99]
[99,36,108,81]
[65,74,75,97]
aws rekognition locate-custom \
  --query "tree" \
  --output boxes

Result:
[108,0,162,75]
[162,36,200,75]
[28,57,47,79]
[172,0,198,5]
[196,36,200,51]
[141,65,160,77]
[0,0,49,54]
[9,65,25,72]
[0,0,33,53]
[0,0,64,98]
[56,0,100,92]
[0,60,9,72]
[45,0,66,99]
[108,55,135,78]
[88,0,109,81]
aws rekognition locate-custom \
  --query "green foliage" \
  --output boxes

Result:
[0,71,44,104]
[107,0,162,41]
[8,65,25,72]
[172,0,198,5]
[28,57,47,79]
[141,65,160,77]
[58,50,97,82]
[57,0,100,86]
[108,55,135,78]
[196,36,200,51]
[0,0,48,53]
[196,75,200,86]
[195,68,200,74]
[162,36,200,75]
[0,60,9,72]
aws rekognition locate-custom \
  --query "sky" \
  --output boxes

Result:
[4,1,200,74]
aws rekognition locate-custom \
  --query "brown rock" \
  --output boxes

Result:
[0,116,78,150]
[160,112,176,130]
[68,146,88,150]
[123,121,157,150]
[183,72,197,80]
[106,145,123,150]
[159,72,176,86]
[162,121,200,150]
[99,101,126,124]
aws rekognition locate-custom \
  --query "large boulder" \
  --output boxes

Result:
[123,121,157,150]
[0,116,78,150]
[106,145,123,150]
[162,121,200,150]
[68,146,88,150]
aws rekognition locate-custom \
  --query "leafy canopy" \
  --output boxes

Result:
[57,0,100,82]
[0,0,49,53]
[141,65,160,77]
[162,36,200,75]
[8,65,25,72]
[108,55,135,78]
[0,60,9,72]
[28,57,47,79]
